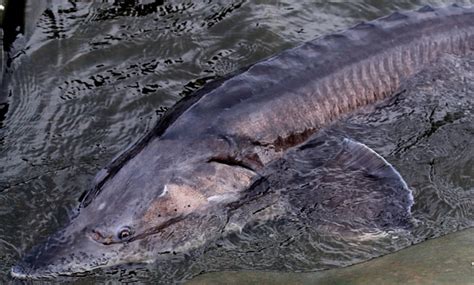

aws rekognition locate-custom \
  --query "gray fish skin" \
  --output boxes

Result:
[11,5,474,279]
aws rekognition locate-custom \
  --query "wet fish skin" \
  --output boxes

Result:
[11,5,474,279]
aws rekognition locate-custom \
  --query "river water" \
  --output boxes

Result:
[0,1,472,284]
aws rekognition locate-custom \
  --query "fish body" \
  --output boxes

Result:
[11,5,474,279]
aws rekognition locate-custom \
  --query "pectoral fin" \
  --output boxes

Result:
[269,136,414,234]
[327,138,414,228]
[225,137,414,238]
[333,138,410,195]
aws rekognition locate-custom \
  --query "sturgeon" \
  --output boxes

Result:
[11,5,474,279]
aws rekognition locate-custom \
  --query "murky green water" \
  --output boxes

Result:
[189,228,474,285]
[0,0,472,284]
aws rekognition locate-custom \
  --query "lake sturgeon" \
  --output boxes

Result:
[11,4,474,279]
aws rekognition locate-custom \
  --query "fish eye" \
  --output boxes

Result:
[117,227,133,241]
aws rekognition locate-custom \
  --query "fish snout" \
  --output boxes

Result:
[11,225,122,279]
[10,252,57,280]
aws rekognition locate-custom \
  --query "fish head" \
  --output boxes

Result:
[11,137,256,279]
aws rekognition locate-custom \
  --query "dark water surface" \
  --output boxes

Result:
[0,0,473,284]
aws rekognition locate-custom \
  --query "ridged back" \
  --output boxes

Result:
[83,5,474,204]
[182,4,474,147]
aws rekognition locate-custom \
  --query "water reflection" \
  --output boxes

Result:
[95,0,166,20]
